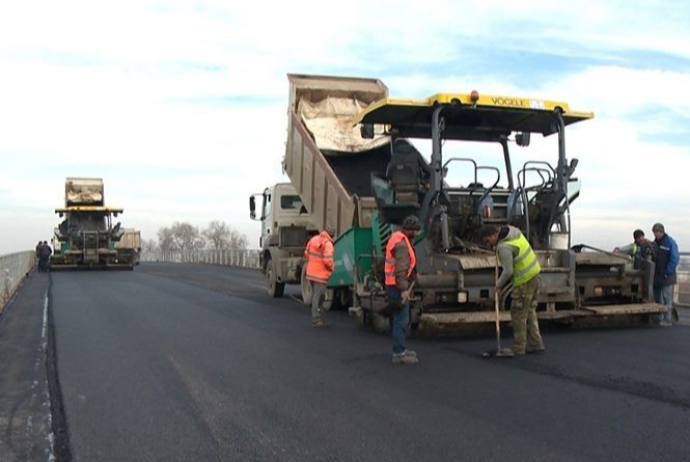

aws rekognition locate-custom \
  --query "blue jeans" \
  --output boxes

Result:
[654,285,674,323]
[386,287,409,355]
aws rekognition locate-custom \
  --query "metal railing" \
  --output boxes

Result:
[141,249,261,269]
[0,251,36,313]
[675,253,690,307]
[677,273,690,306]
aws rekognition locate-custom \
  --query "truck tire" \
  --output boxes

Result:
[266,258,285,298]
[332,288,352,310]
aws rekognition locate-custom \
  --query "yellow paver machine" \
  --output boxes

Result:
[270,75,669,335]
[50,178,134,270]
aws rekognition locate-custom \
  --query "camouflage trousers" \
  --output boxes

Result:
[510,276,544,354]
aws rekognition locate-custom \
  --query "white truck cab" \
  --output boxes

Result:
[250,183,317,297]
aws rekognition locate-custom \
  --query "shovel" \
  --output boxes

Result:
[483,259,514,358]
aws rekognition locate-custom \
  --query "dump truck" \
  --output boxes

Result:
[253,74,667,334]
[50,178,135,270]
[115,229,142,265]
[250,75,391,301]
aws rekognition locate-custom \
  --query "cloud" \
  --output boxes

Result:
[1,0,689,254]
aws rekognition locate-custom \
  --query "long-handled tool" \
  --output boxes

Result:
[483,257,514,358]
[380,281,415,317]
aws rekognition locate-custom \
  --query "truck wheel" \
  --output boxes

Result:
[301,265,312,305]
[333,288,352,310]
[266,258,285,298]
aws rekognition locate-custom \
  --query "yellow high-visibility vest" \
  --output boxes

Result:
[500,232,541,287]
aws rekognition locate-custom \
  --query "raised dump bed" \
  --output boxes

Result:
[283,74,392,235]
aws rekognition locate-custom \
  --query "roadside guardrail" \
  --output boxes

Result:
[675,253,690,308]
[0,251,36,313]
[141,249,261,269]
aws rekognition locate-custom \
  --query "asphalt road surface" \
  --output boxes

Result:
[48,263,690,462]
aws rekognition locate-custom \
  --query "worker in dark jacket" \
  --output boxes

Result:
[304,228,335,327]
[481,224,545,356]
[651,223,679,326]
[384,215,421,365]
[39,241,52,273]
[35,241,44,271]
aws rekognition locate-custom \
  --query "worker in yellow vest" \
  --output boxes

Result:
[480,224,545,356]
[385,215,422,364]
[304,228,335,327]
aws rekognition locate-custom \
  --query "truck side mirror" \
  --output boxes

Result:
[360,123,375,139]
[249,196,256,220]
[516,132,531,147]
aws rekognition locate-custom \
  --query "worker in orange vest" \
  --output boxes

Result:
[385,215,422,364]
[304,227,335,327]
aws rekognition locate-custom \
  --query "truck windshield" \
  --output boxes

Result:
[280,195,304,210]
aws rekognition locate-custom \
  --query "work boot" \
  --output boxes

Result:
[526,346,546,354]
[392,352,419,365]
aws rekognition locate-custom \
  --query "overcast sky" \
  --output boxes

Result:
[1,0,689,255]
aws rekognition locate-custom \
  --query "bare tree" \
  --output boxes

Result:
[228,228,249,250]
[157,221,247,260]
[142,239,158,253]
[170,222,205,252]
[203,220,248,250]
[157,226,176,252]
[204,220,231,249]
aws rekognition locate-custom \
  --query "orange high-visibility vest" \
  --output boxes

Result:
[304,231,334,284]
[384,231,416,287]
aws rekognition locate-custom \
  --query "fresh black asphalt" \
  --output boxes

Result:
[3,263,690,461]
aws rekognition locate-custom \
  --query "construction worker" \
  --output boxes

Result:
[480,224,545,356]
[304,228,335,327]
[613,229,656,270]
[39,241,52,272]
[385,215,422,365]
[651,223,679,326]
[35,241,44,272]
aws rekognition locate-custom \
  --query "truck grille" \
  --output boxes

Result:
[280,226,308,248]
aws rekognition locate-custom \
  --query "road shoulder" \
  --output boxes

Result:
[0,271,56,461]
